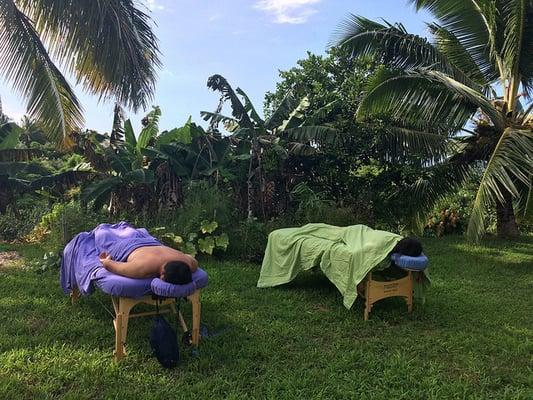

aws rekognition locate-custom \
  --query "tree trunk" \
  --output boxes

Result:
[247,151,254,220]
[495,191,520,238]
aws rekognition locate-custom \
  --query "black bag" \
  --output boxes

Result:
[150,315,180,368]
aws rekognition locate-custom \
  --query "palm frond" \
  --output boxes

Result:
[19,0,161,111]
[378,125,452,163]
[332,15,480,87]
[0,0,83,145]
[501,0,532,99]
[427,23,490,85]
[467,127,533,241]
[357,74,479,133]
[419,70,505,130]
[206,75,254,129]
[407,161,475,230]
[409,0,503,80]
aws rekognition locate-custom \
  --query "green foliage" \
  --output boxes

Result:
[226,218,269,263]
[0,195,49,241]
[26,251,60,273]
[200,220,218,234]
[29,201,105,252]
[290,182,332,223]
[153,220,229,257]
[333,4,533,241]
[0,1,160,145]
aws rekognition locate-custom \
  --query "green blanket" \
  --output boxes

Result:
[257,223,402,309]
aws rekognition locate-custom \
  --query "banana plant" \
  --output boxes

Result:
[80,107,162,213]
[201,74,338,219]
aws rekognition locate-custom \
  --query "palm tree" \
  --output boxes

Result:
[333,0,533,241]
[0,0,160,146]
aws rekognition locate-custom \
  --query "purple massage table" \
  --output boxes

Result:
[61,221,208,361]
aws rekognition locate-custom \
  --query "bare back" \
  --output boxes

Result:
[127,245,197,276]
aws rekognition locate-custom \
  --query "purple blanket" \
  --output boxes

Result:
[60,221,162,296]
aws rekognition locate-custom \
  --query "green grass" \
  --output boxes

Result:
[0,236,532,399]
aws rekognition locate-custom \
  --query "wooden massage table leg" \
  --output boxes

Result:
[405,270,413,314]
[112,297,135,361]
[188,291,201,347]
[70,288,80,305]
[364,273,373,321]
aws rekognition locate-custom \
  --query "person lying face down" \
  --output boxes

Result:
[391,237,423,257]
[99,245,197,285]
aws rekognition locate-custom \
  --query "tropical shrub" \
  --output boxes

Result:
[154,220,229,258]
[0,195,49,241]
[28,201,105,251]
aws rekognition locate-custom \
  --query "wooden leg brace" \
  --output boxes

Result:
[357,271,413,321]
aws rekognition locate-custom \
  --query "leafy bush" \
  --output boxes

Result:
[0,196,49,241]
[26,251,61,273]
[27,201,106,251]
[423,185,476,237]
[226,219,269,263]
[290,182,333,223]
[155,220,229,257]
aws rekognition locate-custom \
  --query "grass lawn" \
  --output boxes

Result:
[0,236,532,399]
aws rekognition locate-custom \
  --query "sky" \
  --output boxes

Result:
[0,0,431,134]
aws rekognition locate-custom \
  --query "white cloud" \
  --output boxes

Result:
[254,0,320,24]
[208,14,222,22]
[146,0,164,11]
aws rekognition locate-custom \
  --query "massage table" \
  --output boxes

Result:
[258,223,429,319]
[60,221,209,361]
[69,267,208,361]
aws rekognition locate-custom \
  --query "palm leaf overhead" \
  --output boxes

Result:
[334,1,533,241]
[0,0,160,146]
[0,0,83,146]
[16,0,161,110]
[467,128,533,238]
[331,15,482,88]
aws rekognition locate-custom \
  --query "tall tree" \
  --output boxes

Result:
[0,0,160,146]
[334,0,533,240]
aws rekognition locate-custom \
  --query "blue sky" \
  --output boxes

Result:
[0,0,431,134]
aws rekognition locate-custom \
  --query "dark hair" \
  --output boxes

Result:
[393,237,423,257]
[163,261,192,285]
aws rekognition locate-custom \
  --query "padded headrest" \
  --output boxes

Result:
[391,253,429,271]
[150,279,197,298]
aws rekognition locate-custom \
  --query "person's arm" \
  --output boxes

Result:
[99,253,153,279]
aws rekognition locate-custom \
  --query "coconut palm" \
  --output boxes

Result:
[0,0,160,146]
[333,0,533,240]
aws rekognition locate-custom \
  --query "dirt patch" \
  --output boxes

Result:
[0,251,22,269]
